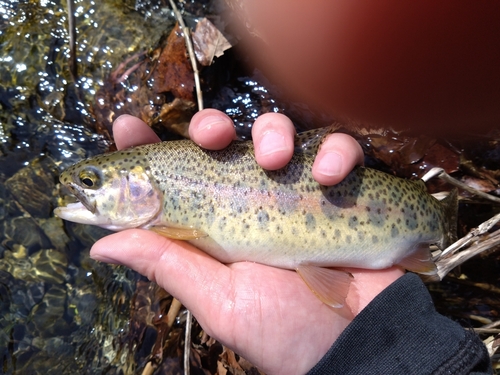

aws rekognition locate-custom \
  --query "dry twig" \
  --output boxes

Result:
[420,168,500,280]
[164,2,208,373]
[434,228,500,280]
[421,167,500,204]
[66,0,77,79]
[169,0,204,111]
[141,298,183,375]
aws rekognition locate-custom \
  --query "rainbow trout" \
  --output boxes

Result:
[55,128,457,307]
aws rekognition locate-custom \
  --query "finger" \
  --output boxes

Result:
[312,133,364,185]
[113,115,160,149]
[251,113,295,170]
[188,109,236,149]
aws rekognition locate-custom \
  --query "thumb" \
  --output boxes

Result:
[90,229,232,322]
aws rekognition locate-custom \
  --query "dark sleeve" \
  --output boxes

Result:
[307,273,492,375]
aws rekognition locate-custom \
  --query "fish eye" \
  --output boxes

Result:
[78,167,102,189]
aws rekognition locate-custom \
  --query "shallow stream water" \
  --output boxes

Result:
[0,1,176,373]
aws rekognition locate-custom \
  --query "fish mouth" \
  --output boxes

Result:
[64,182,97,214]
[54,183,102,225]
[54,201,94,222]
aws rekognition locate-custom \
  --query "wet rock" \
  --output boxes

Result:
[4,217,53,254]
[30,284,72,337]
[39,217,71,252]
[31,249,68,284]
[5,158,56,218]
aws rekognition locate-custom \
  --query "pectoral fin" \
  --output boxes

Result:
[296,264,353,308]
[150,226,208,240]
[397,246,437,276]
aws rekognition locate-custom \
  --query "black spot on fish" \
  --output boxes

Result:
[257,210,270,224]
[218,217,227,232]
[305,213,316,231]
[391,223,399,237]
[348,216,358,228]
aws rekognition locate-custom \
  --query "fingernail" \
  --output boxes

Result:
[316,152,342,176]
[259,131,288,156]
[90,248,122,265]
[198,116,228,132]
[90,254,120,264]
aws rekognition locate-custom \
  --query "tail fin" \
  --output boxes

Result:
[438,188,458,249]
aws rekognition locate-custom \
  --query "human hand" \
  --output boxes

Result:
[91,110,403,375]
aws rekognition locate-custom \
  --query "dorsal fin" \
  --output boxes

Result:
[294,125,340,155]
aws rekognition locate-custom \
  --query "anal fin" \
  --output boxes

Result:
[296,264,352,308]
[397,246,437,276]
[150,226,208,240]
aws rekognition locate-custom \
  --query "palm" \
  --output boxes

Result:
[93,229,402,375]
[200,261,352,375]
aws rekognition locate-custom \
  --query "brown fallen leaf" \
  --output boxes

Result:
[153,23,195,101]
[192,17,232,66]
[461,176,498,193]
[147,98,196,139]
[461,157,500,186]
[361,132,460,178]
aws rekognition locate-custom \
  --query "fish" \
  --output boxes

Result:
[55,127,457,308]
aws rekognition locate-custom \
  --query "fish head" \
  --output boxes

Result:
[54,152,162,231]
